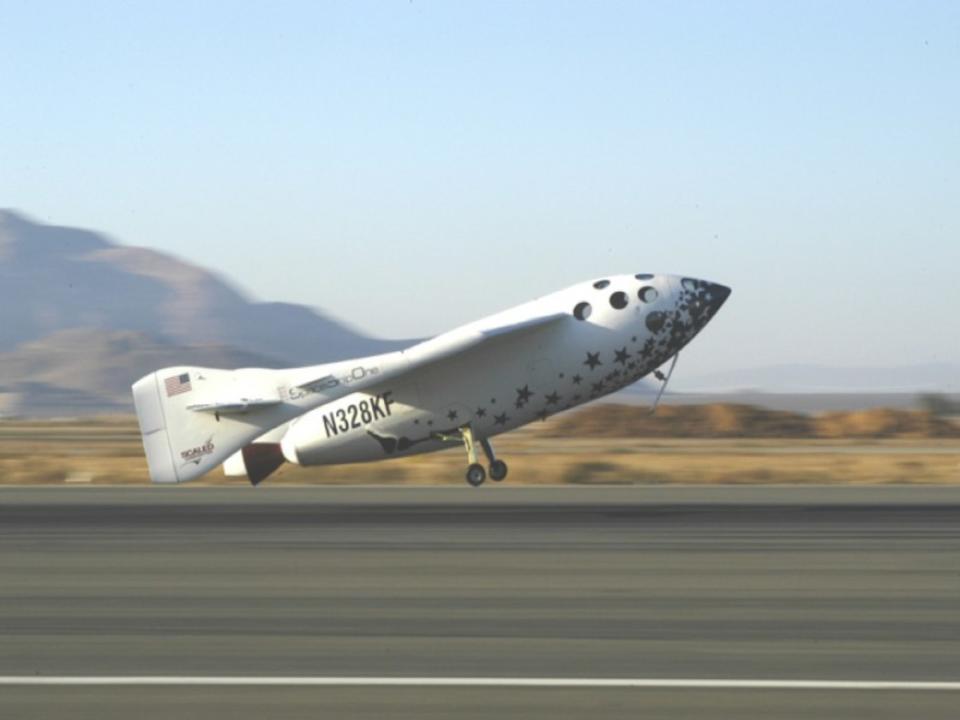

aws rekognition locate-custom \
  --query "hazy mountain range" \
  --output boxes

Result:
[0,210,409,415]
[0,210,953,416]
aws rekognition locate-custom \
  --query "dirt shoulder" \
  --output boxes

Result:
[2,407,959,485]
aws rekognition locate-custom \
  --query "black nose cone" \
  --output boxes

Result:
[679,278,731,330]
[707,283,731,312]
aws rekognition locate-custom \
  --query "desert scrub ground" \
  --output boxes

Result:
[1,405,959,486]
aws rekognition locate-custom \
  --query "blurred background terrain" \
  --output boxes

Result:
[1,405,958,486]
[1,211,957,485]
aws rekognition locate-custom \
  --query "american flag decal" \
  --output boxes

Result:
[164,373,192,397]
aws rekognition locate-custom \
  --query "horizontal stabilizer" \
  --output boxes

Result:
[187,398,282,414]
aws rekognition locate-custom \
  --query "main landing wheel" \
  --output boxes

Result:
[466,463,486,487]
[489,459,508,482]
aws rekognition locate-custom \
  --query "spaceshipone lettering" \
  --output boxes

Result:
[322,391,396,438]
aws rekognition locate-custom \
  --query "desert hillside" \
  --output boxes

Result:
[0,210,410,364]
[0,210,416,414]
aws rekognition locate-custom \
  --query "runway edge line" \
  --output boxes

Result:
[1,678,959,690]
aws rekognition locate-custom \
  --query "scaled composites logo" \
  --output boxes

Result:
[180,437,215,466]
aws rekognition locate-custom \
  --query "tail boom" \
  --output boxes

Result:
[132,367,292,484]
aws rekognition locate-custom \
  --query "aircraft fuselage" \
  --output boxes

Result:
[282,273,729,467]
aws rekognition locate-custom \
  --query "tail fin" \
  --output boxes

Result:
[132,366,287,484]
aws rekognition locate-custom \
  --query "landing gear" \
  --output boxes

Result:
[649,353,680,415]
[466,463,486,487]
[436,425,509,487]
[481,438,508,482]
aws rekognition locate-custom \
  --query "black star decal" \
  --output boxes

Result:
[571,374,582,385]
[414,419,420,425]
[584,352,602,370]
[631,335,637,343]
[427,420,434,426]
[545,391,560,405]
[591,381,604,394]
[537,408,549,421]
[515,385,534,405]
[614,347,630,365]
[447,409,458,421]
[493,412,509,426]
[558,372,565,379]
[490,398,496,404]
[475,407,486,418]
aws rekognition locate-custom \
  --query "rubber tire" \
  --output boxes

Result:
[489,460,508,482]
[466,463,486,487]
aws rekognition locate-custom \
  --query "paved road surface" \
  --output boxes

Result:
[1,485,958,718]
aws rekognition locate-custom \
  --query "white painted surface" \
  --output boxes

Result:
[1,677,958,690]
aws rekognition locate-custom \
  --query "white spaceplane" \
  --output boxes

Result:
[133,274,730,486]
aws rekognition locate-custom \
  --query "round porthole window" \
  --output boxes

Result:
[609,291,628,310]
[573,301,592,320]
[638,286,658,303]
[646,311,666,333]
[593,279,610,289]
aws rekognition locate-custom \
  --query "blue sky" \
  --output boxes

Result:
[2,1,958,377]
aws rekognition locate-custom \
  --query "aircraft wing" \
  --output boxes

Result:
[291,310,568,396]
[179,309,567,418]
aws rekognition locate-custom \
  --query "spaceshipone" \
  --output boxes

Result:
[133,274,730,486]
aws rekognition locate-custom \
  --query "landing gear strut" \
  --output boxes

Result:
[481,438,508,482]
[435,425,508,487]
[650,353,680,415]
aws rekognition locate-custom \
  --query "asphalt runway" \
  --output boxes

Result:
[1,485,959,719]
